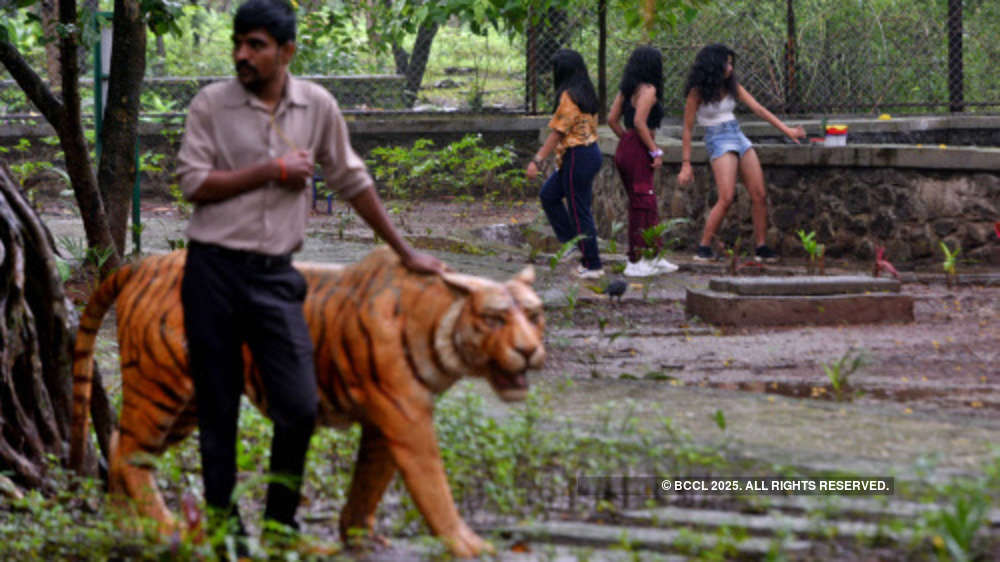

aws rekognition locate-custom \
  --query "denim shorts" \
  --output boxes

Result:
[704,120,753,161]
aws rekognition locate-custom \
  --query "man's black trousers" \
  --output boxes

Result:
[181,241,319,528]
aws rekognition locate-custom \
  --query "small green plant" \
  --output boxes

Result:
[940,241,960,287]
[639,218,689,261]
[713,409,727,432]
[921,480,991,562]
[606,220,625,254]
[549,235,585,271]
[168,182,192,217]
[797,229,826,274]
[822,348,867,401]
[563,284,580,321]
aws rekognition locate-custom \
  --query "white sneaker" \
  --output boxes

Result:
[575,265,604,279]
[651,257,679,273]
[624,260,658,277]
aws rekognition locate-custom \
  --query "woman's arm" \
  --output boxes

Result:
[677,89,700,185]
[607,92,626,138]
[525,130,563,181]
[735,84,805,142]
[631,84,662,168]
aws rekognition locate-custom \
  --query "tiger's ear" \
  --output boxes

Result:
[513,266,535,286]
[441,271,489,294]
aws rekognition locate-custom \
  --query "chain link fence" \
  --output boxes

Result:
[528,0,999,117]
[2,1,997,117]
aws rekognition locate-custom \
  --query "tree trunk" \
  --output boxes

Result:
[153,34,166,76]
[39,0,61,93]
[0,166,115,489]
[391,21,438,108]
[98,0,147,255]
[0,165,75,489]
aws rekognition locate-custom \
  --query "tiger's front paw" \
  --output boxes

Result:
[443,522,494,558]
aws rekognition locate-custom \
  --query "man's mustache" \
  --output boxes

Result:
[236,61,257,74]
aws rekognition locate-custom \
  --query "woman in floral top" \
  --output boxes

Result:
[526,49,604,278]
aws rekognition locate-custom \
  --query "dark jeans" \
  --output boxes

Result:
[540,142,603,270]
[614,129,661,262]
[181,241,318,529]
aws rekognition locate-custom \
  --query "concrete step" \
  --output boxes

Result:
[708,275,902,296]
[621,506,912,542]
[738,494,1000,525]
[498,520,812,557]
[686,288,914,326]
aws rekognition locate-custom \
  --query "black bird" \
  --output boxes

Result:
[605,279,627,302]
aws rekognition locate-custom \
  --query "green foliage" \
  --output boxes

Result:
[797,229,825,262]
[290,5,364,76]
[167,182,191,217]
[918,456,1000,562]
[639,218,689,261]
[140,0,185,37]
[606,220,625,254]
[367,134,524,200]
[940,241,960,276]
[549,234,585,271]
[615,0,710,37]
[713,409,727,432]
[822,348,867,401]
[425,386,728,523]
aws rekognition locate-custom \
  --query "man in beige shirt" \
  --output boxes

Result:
[175,0,441,548]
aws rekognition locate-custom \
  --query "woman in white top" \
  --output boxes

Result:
[677,44,805,262]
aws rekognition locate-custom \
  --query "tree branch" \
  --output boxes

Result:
[0,37,66,128]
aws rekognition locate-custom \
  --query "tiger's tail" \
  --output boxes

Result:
[69,263,136,472]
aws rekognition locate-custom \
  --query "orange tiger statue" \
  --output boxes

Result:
[69,247,545,557]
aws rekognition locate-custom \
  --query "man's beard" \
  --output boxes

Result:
[236,61,264,93]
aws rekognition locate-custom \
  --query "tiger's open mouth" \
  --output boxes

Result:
[488,368,529,402]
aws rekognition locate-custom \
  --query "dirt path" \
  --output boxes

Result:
[43,195,1000,474]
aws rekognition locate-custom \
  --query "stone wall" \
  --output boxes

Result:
[591,134,1000,266]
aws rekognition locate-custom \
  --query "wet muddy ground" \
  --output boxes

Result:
[41,195,1000,559]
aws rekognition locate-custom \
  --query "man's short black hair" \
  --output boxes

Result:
[234,0,296,44]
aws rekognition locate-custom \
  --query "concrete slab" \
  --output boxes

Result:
[709,276,902,296]
[685,288,914,326]
[620,506,912,542]
[498,521,811,555]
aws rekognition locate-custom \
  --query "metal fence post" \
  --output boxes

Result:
[784,0,798,114]
[947,0,964,113]
[598,0,607,123]
[526,7,537,113]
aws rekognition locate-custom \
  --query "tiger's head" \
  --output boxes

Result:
[435,267,545,402]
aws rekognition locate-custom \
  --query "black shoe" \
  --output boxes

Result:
[693,245,715,262]
[754,245,779,263]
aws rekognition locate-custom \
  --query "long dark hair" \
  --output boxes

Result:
[551,49,599,115]
[683,43,737,103]
[619,45,663,129]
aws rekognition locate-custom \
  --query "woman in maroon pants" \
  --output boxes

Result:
[608,46,678,277]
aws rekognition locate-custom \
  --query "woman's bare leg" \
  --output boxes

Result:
[699,153,739,247]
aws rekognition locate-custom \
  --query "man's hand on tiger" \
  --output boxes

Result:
[401,250,445,275]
